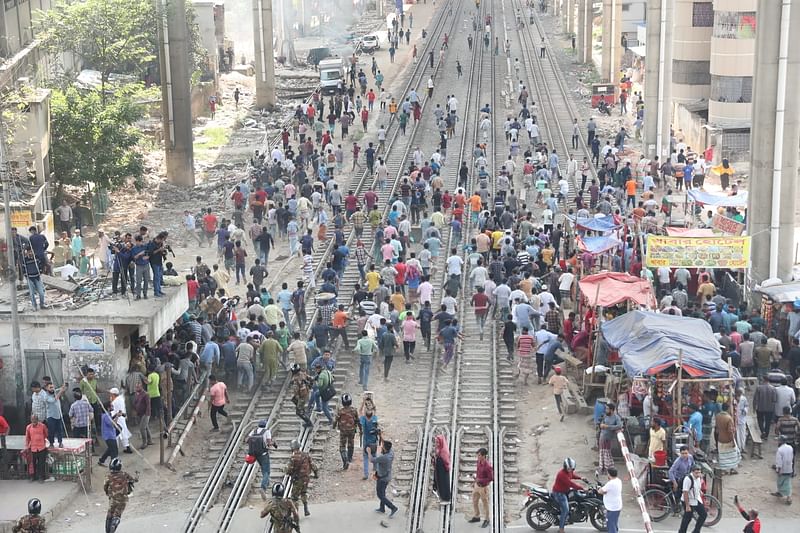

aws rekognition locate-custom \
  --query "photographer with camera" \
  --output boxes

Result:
[111,238,133,296]
[147,231,174,298]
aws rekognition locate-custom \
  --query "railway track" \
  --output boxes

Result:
[180,1,470,531]
[400,2,521,532]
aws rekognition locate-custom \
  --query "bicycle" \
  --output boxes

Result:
[643,485,722,527]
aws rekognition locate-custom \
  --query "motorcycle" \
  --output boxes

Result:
[521,478,608,531]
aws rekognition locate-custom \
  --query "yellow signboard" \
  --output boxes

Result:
[645,235,751,269]
[10,210,32,229]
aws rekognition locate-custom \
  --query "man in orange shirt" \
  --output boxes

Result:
[330,304,350,349]
[469,192,482,224]
[25,414,49,481]
[625,176,637,210]
[632,201,646,221]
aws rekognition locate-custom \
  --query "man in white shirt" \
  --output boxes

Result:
[656,266,671,295]
[598,467,622,533]
[60,259,80,280]
[558,268,575,307]
[469,260,489,291]
[679,466,707,533]
[446,252,463,283]
[442,294,458,315]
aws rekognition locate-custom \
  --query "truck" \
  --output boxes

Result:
[319,56,346,95]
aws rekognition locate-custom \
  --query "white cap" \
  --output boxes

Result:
[109,387,120,395]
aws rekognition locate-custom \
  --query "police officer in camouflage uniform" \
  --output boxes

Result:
[333,393,361,469]
[286,439,318,516]
[290,363,314,427]
[103,458,138,533]
[12,499,45,533]
[260,482,300,533]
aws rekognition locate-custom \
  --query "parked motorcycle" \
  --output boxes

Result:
[521,478,608,531]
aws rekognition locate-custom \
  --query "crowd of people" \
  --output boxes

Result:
[12,1,800,532]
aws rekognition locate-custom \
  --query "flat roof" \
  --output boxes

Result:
[0,283,187,324]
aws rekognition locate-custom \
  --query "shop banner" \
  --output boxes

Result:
[645,235,750,269]
[711,214,745,236]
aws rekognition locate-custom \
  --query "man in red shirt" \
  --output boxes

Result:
[468,447,494,527]
[344,190,359,218]
[393,259,407,295]
[231,186,245,210]
[202,208,218,246]
[552,458,586,532]
[471,286,491,340]
[361,188,376,211]
[25,414,49,481]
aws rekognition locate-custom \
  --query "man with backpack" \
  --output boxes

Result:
[248,419,277,500]
[311,361,335,424]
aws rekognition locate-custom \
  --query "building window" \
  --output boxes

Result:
[710,75,753,103]
[713,11,756,39]
[672,60,711,86]
[692,2,714,27]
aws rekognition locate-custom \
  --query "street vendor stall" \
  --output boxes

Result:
[601,311,740,498]
[575,273,657,396]
[601,312,739,459]
[0,436,92,488]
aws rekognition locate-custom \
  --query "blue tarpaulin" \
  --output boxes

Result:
[577,235,622,255]
[573,215,622,232]
[600,311,731,378]
[687,189,748,208]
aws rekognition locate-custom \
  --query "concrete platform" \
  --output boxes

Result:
[0,480,80,533]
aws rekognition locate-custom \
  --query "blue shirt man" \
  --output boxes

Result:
[200,340,220,367]
[687,407,704,442]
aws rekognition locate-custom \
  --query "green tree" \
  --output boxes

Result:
[36,0,210,93]
[50,87,145,189]
[35,0,156,99]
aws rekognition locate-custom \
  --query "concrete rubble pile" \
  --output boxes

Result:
[5,273,118,311]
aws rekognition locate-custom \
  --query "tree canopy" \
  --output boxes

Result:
[35,0,155,95]
[49,86,145,189]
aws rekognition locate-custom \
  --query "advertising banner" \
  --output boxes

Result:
[68,329,106,352]
[645,236,750,269]
[711,214,745,236]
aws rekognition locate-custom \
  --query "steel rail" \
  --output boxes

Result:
[183,3,460,529]
[404,2,486,532]
[249,2,471,531]
[440,1,504,531]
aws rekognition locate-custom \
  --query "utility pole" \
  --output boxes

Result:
[0,122,26,426]
[156,0,195,187]
[748,0,800,283]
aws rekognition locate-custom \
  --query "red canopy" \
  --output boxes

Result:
[579,272,656,308]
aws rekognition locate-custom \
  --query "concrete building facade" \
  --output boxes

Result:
[671,0,713,104]
[707,0,756,164]
[0,288,189,423]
